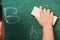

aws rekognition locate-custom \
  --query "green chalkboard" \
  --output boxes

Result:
[2,0,60,40]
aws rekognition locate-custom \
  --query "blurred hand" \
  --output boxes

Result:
[35,6,53,27]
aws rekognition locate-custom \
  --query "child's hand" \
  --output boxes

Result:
[35,6,53,27]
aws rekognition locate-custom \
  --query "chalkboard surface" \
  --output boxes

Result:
[2,0,60,40]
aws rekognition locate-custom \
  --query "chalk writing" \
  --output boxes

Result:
[4,7,20,24]
[30,26,39,40]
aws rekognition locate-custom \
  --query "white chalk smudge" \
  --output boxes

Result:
[43,4,48,7]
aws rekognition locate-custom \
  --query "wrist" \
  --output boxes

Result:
[43,25,53,32]
[43,24,53,28]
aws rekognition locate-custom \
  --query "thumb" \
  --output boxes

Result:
[34,16,40,22]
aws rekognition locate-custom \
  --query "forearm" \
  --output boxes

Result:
[42,25,54,40]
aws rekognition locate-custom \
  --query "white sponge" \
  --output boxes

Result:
[31,6,57,25]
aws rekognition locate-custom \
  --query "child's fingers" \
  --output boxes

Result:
[43,8,46,14]
[49,11,54,18]
[40,6,43,16]
[51,12,53,16]
[47,9,50,15]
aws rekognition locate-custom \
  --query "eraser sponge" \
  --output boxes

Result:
[31,6,57,25]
